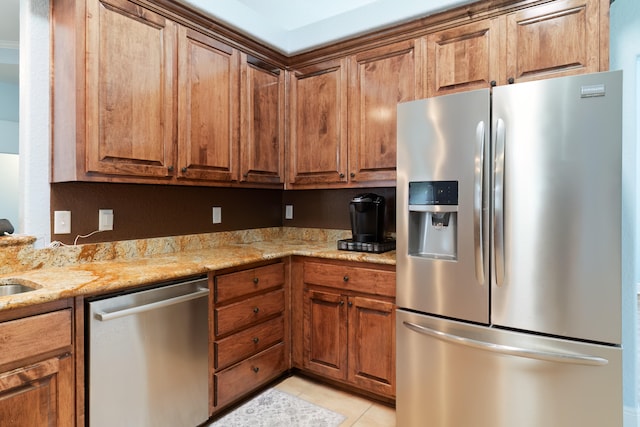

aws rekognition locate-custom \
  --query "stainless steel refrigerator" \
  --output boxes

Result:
[396,71,622,427]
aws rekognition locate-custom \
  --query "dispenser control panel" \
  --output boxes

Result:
[409,181,458,205]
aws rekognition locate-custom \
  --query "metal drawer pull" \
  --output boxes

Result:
[253,278,259,284]
[343,275,349,282]
[252,367,260,373]
[253,337,259,344]
[403,321,608,366]
[94,288,209,321]
[253,307,260,314]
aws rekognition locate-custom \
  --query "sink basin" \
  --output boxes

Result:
[0,284,36,296]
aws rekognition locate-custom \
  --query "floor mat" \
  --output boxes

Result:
[210,388,346,427]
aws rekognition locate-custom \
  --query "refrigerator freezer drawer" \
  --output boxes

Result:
[396,309,622,427]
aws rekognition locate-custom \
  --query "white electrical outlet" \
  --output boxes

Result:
[98,209,114,231]
[54,211,71,234]
[285,205,293,220]
[212,207,222,224]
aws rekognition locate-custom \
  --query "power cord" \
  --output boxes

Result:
[49,229,104,248]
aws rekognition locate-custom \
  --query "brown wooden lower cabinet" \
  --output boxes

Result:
[0,303,74,427]
[209,260,290,415]
[294,257,396,400]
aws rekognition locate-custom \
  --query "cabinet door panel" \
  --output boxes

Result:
[86,0,176,178]
[348,296,396,397]
[506,0,600,82]
[240,56,285,184]
[349,41,419,183]
[303,290,347,380]
[426,18,501,96]
[178,27,240,182]
[289,59,348,186]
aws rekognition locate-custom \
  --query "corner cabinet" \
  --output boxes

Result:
[288,40,420,189]
[291,257,396,399]
[0,304,74,426]
[209,261,289,415]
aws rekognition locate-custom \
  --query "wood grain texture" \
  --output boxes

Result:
[214,343,286,409]
[178,27,240,182]
[347,296,395,397]
[303,260,396,298]
[86,0,176,178]
[288,59,348,186]
[348,40,420,184]
[214,315,284,370]
[240,55,285,185]
[303,289,348,381]
[426,17,502,96]
[215,262,284,304]
[505,0,600,82]
[214,289,285,337]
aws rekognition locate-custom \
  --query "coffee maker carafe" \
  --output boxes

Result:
[350,193,385,243]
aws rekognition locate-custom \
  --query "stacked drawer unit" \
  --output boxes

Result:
[211,261,288,413]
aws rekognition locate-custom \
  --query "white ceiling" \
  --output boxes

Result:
[176,0,476,54]
[0,0,477,85]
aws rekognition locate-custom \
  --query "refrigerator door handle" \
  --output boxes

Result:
[493,118,506,286]
[474,121,485,285]
[402,321,609,366]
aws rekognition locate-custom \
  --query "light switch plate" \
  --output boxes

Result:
[99,209,114,231]
[212,207,222,224]
[285,205,293,220]
[54,210,71,234]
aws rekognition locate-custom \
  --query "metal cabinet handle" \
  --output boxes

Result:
[508,77,515,84]
[167,165,174,172]
[181,167,187,173]
[348,301,353,307]
[95,287,209,321]
[339,173,345,178]
[350,172,355,178]
[490,80,496,87]
[402,321,608,366]
[339,300,344,306]
[252,366,260,373]
[253,307,260,314]
[343,275,349,282]
[253,337,259,344]
[253,277,259,284]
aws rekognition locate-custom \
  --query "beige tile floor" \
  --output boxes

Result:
[273,375,396,427]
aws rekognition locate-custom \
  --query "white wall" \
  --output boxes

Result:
[19,0,50,245]
[610,0,640,426]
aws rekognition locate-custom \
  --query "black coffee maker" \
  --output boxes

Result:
[349,193,385,243]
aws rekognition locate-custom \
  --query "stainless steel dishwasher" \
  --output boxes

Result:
[87,276,209,427]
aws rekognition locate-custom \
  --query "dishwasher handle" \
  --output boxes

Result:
[95,287,209,321]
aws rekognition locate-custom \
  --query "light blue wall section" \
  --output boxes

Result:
[610,0,640,425]
[0,81,19,154]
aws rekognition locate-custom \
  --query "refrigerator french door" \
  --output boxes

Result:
[396,71,622,427]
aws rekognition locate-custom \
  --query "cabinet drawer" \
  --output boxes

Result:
[214,315,284,370]
[215,263,284,303]
[0,310,72,368]
[304,262,395,297]
[214,342,286,409]
[215,289,285,336]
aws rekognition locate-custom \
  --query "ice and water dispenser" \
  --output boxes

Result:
[408,181,458,260]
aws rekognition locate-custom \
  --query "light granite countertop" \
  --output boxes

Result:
[0,228,395,312]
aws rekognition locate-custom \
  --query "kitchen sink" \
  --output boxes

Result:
[0,283,36,296]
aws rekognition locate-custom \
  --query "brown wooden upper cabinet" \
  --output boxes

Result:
[240,55,286,185]
[348,41,421,184]
[505,0,604,83]
[425,18,503,97]
[424,0,605,96]
[288,58,349,187]
[82,0,177,180]
[288,40,420,188]
[177,27,240,183]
